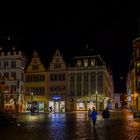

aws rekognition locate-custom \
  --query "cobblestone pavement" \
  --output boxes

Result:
[0,110,140,140]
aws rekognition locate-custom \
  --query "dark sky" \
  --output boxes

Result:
[0,2,140,93]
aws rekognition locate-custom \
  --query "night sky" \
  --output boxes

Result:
[0,2,140,93]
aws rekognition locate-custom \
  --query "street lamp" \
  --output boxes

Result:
[96,91,98,111]
[31,92,33,105]
[31,92,33,113]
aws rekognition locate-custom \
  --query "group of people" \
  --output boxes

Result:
[88,106,110,127]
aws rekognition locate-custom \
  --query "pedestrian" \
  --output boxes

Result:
[90,107,97,127]
[102,107,110,126]
[30,106,34,115]
[88,108,92,119]
[49,106,53,112]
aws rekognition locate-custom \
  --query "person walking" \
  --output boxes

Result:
[102,107,110,126]
[88,108,92,119]
[90,107,97,127]
[49,106,53,113]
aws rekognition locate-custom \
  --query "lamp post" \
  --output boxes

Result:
[31,92,33,105]
[31,92,33,114]
[96,91,98,111]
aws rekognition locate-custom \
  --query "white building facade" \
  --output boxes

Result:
[0,47,26,112]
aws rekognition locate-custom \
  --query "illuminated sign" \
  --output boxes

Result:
[52,96,61,100]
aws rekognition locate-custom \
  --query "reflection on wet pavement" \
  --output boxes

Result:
[0,110,140,140]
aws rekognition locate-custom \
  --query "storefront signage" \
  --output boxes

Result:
[52,96,61,100]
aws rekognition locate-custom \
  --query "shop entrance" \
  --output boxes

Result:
[49,101,65,112]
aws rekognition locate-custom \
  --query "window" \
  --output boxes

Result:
[55,64,61,69]
[91,59,95,66]
[4,72,9,80]
[136,63,140,73]
[4,61,8,68]
[11,85,16,93]
[77,60,81,67]
[136,48,140,58]
[84,73,88,81]
[11,72,16,80]
[84,59,88,67]
[26,75,45,82]
[77,73,82,95]
[62,74,65,80]
[11,61,16,68]
[98,72,103,94]
[91,72,96,93]
[83,73,88,95]
[32,65,39,70]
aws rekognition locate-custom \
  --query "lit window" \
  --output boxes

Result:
[84,59,88,67]
[137,63,140,72]
[91,59,95,66]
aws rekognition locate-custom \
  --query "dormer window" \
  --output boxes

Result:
[77,60,81,67]
[84,59,88,67]
[91,59,95,66]
[55,64,61,69]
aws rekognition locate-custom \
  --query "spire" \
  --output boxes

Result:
[33,50,39,58]
[54,49,61,57]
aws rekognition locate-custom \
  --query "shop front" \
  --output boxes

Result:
[76,100,96,110]
[26,101,45,112]
[4,98,15,112]
[76,96,106,111]
[24,95,47,112]
[76,100,86,110]
[87,100,96,109]
[48,95,65,112]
